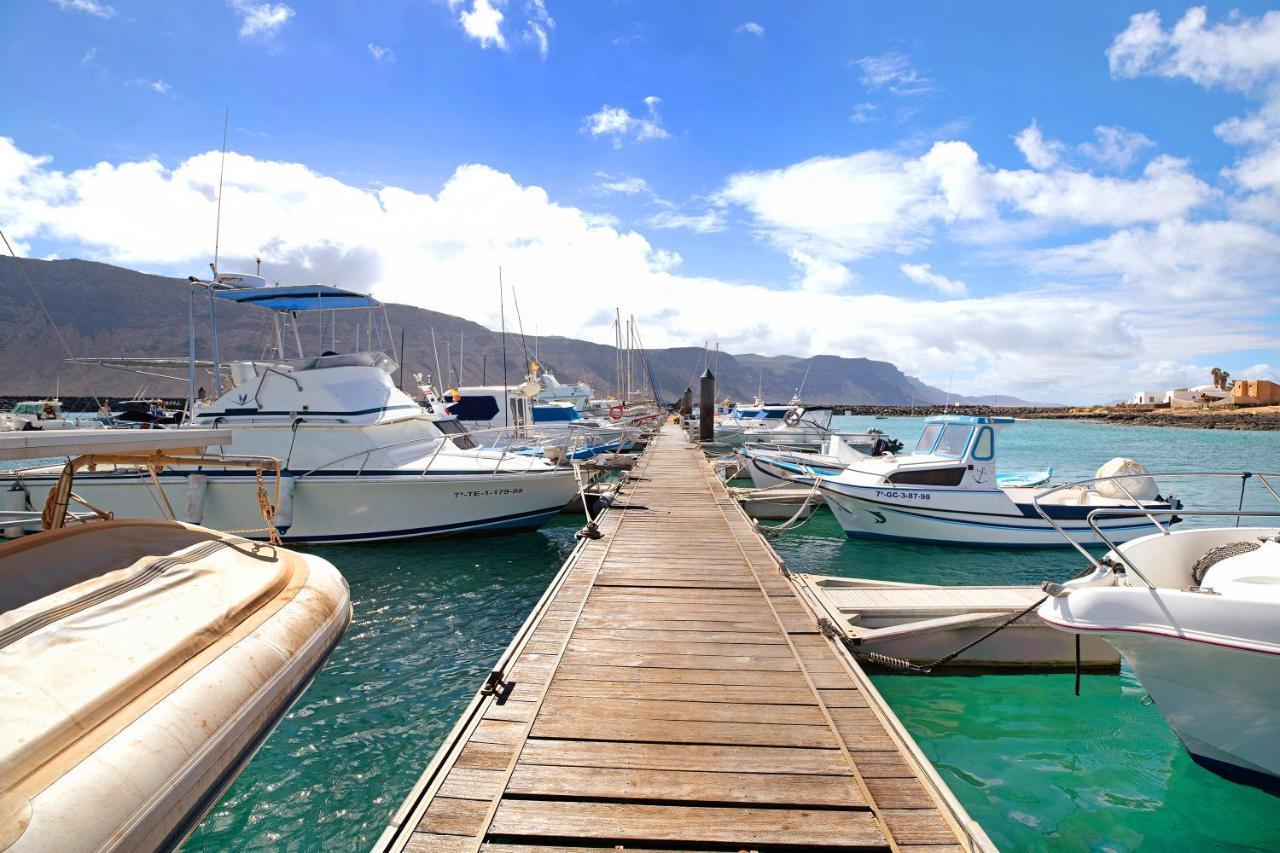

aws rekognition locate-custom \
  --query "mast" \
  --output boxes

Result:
[186,284,196,420]
[499,268,509,428]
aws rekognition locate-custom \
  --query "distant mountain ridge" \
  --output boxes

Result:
[0,257,1043,405]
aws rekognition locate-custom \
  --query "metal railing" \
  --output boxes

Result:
[1032,471,1280,579]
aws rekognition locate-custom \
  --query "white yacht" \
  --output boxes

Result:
[448,381,636,453]
[1038,472,1280,789]
[0,277,580,543]
[0,398,89,432]
[818,415,1178,547]
[0,428,351,851]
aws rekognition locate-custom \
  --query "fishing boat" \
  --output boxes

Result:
[0,428,351,850]
[0,276,581,543]
[817,415,1178,546]
[1038,471,1280,789]
[0,398,87,432]
[448,382,637,452]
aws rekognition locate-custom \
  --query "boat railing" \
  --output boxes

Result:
[1033,471,1280,574]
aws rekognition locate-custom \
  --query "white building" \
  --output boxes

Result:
[1131,390,1162,405]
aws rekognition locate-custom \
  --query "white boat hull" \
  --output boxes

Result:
[1,468,578,543]
[819,481,1163,547]
[1103,631,1280,786]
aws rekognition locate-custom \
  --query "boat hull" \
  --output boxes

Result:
[819,481,1162,547]
[1102,631,1280,788]
[1,469,579,543]
[2,522,352,851]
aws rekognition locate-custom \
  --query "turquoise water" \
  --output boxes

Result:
[185,419,1280,851]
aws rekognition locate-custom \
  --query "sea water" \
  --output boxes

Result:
[184,418,1280,851]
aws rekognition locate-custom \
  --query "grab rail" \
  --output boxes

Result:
[1033,470,1280,572]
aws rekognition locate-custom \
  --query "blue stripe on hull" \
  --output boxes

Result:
[1188,752,1280,793]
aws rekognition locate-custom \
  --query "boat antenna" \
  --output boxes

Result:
[212,109,229,278]
[431,327,444,395]
[512,285,532,373]
[797,357,814,400]
[499,267,509,427]
[944,362,955,410]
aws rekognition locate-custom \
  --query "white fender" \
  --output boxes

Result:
[272,476,295,531]
[184,474,208,525]
[4,482,27,538]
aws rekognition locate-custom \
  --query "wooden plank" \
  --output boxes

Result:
[486,800,887,848]
[416,797,491,837]
[560,649,801,672]
[530,714,837,748]
[537,695,828,726]
[517,739,850,775]
[505,764,865,807]
[570,626,788,644]
[553,662,812,687]
[546,678,820,706]
[566,637,796,658]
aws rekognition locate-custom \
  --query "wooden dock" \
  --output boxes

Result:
[377,426,992,852]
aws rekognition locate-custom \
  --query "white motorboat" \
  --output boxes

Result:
[1039,472,1280,789]
[0,277,581,543]
[0,399,89,432]
[818,415,1178,547]
[739,434,896,489]
[448,380,637,452]
[0,428,351,851]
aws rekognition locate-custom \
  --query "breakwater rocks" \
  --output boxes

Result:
[827,404,1280,431]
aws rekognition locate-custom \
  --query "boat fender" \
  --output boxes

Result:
[272,476,296,532]
[3,482,28,538]
[184,473,208,525]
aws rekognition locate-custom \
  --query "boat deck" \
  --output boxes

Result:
[377,425,990,852]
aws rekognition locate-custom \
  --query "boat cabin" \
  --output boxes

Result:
[856,415,1014,489]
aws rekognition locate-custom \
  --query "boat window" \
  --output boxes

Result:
[887,467,966,487]
[913,423,943,453]
[448,395,500,422]
[434,418,478,449]
[934,425,973,458]
[972,426,994,460]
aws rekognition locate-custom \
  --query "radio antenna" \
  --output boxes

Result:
[212,109,229,277]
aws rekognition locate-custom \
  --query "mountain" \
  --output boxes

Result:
[0,257,1040,405]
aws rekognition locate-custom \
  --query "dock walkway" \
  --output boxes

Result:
[378,426,991,852]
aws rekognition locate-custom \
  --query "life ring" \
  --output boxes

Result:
[609,404,624,420]
[783,408,803,427]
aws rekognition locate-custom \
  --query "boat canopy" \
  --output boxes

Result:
[212,283,377,312]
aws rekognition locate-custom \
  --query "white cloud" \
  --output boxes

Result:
[128,78,171,95]
[849,102,877,124]
[900,262,966,296]
[582,96,671,148]
[0,136,1274,405]
[368,43,395,64]
[645,209,725,234]
[593,174,650,195]
[80,47,98,65]
[736,21,764,38]
[1031,218,1280,300]
[1013,120,1064,170]
[524,0,554,58]
[1078,125,1155,170]
[853,53,932,95]
[49,0,115,18]
[229,0,294,41]
[1239,363,1276,381]
[1108,7,1280,93]
[457,0,507,49]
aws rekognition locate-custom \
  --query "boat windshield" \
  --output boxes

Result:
[434,418,478,450]
[913,423,943,453]
[934,425,974,458]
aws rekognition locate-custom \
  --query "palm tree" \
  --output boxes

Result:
[1211,367,1223,389]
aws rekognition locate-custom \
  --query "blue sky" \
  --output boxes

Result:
[2,0,1278,402]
